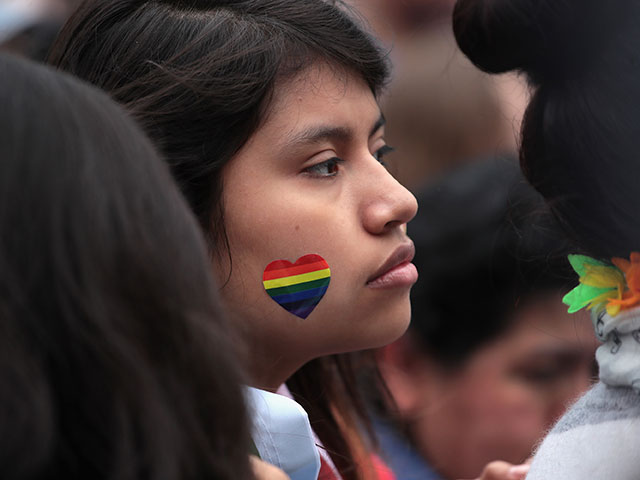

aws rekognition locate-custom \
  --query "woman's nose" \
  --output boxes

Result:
[362,162,418,235]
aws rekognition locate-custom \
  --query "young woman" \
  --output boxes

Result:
[48,1,418,478]
[0,52,253,480]
[454,0,640,477]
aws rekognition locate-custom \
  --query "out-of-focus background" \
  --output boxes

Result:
[348,0,529,189]
[0,0,78,61]
[1,1,598,479]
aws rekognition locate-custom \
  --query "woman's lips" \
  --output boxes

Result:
[367,242,418,289]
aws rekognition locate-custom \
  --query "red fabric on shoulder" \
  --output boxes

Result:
[317,452,396,480]
[372,454,396,480]
[318,456,339,479]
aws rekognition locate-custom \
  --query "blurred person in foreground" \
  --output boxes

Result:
[373,160,598,480]
[0,52,269,480]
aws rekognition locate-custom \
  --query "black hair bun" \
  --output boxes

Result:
[453,0,609,84]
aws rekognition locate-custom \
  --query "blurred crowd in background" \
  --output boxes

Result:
[0,1,598,479]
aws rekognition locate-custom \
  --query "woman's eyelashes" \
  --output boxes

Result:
[302,144,394,178]
[373,145,395,166]
[303,157,343,178]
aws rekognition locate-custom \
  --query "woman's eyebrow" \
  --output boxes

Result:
[285,125,352,148]
[521,345,586,362]
[370,114,385,136]
[282,113,386,150]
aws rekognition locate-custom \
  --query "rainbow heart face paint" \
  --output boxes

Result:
[263,254,331,319]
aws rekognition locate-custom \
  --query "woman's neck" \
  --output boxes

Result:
[244,346,306,392]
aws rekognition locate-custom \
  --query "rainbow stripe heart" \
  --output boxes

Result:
[263,254,331,319]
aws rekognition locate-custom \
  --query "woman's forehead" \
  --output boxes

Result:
[260,64,381,141]
[270,62,374,112]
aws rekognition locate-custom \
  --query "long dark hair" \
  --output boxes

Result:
[0,53,252,480]
[453,0,640,260]
[48,1,390,478]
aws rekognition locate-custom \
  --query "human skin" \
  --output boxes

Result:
[380,293,598,479]
[214,63,418,391]
[251,456,290,480]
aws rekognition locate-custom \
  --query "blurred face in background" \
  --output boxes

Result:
[347,0,455,35]
[379,293,598,480]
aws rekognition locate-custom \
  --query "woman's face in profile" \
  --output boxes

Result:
[212,62,418,388]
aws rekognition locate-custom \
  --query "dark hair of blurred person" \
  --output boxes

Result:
[374,159,597,480]
[0,53,252,480]
[453,0,640,261]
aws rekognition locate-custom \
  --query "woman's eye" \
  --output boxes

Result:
[519,368,563,385]
[513,362,574,386]
[303,157,343,177]
[373,145,395,166]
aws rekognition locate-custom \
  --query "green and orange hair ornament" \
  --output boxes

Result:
[563,252,640,316]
